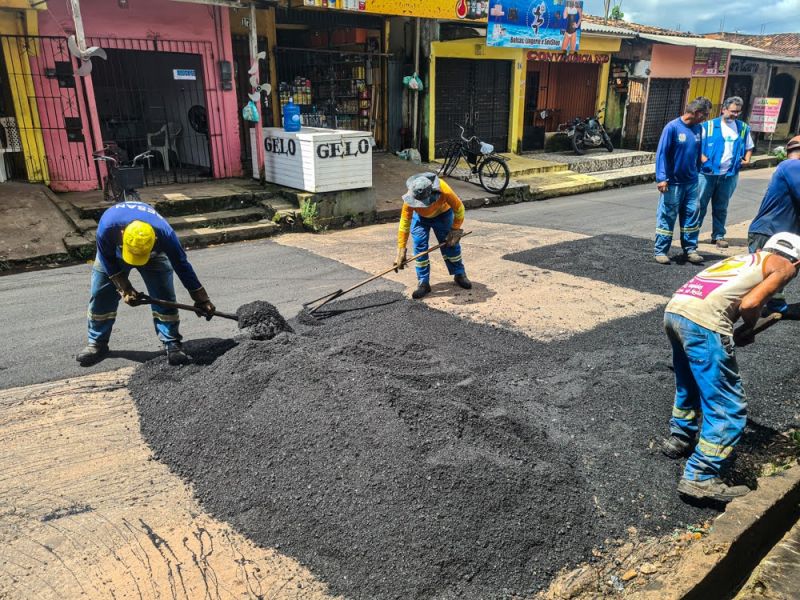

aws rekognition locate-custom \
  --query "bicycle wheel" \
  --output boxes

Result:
[478,157,510,194]
[439,142,461,177]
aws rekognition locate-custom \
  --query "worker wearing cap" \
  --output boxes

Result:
[661,232,800,503]
[77,201,215,366]
[394,173,471,299]
[746,135,800,318]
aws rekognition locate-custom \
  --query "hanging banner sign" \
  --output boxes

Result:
[691,48,728,76]
[527,50,608,63]
[750,97,783,133]
[300,0,489,21]
[486,0,583,50]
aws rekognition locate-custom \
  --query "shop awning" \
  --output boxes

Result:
[637,32,766,53]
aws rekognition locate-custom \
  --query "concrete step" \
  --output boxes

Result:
[177,220,280,248]
[523,150,656,174]
[76,189,281,221]
[498,153,569,177]
[167,207,267,230]
[594,164,656,188]
[516,171,605,200]
[64,220,281,260]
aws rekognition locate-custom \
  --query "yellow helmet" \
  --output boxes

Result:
[122,220,156,266]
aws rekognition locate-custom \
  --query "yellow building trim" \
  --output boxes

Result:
[689,76,725,109]
[429,34,622,156]
[0,1,46,10]
[0,9,49,183]
[429,38,525,159]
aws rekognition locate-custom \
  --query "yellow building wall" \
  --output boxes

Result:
[689,77,725,108]
[0,7,49,183]
[429,34,622,156]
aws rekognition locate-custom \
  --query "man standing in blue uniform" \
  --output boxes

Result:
[653,97,712,265]
[77,201,216,366]
[698,96,754,248]
[746,135,800,317]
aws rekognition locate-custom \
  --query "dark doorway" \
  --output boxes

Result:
[435,58,511,157]
[91,49,213,185]
[522,70,544,151]
[641,78,688,151]
[768,72,797,124]
[725,75,753,120]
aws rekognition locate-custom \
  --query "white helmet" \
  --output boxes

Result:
[764,232,800,262]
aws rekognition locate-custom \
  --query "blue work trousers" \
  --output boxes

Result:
[654,182,700,257]
[697,173,739,241]
[87,252,181,346]
[664,312,747,481]
[411,210,465,283]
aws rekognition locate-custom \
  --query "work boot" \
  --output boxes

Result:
[412,281,431,300]
[661,435,694,459]
[454,274,472,290]
[783,303,800,321]
[654,254,671,265]
[76,343,109,367]
[165,341,192,366]
[686,252,704,264]
[677,477,751,503]
[715,239,729,249]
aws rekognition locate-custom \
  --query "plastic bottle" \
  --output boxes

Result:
[283,97,301,132]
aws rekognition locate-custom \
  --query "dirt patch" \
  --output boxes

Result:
[237,300,294,340]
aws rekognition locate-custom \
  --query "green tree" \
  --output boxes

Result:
[610,5,624,20]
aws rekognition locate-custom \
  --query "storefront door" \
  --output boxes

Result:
[434,58,511,157]
[641,78,688,151]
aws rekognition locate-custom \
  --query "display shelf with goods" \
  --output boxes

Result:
[276,53,374,132]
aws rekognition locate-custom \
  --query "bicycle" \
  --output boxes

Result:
[437,125,510,194]
[93,144,153,203]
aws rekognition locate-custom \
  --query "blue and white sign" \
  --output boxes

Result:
[173,68,197,81]
[487,0,583,51]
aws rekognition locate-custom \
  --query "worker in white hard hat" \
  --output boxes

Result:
[661,232,800,503]
[77,201,216,367]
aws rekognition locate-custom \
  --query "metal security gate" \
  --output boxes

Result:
[90,43,215,186]
[641,78,688,151]
[435,58,511,157]
[0,35,94,184]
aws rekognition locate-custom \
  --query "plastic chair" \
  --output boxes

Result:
[146,122,182,172]
[0,117,22,182]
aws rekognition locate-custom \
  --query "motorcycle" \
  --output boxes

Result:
[560,112,614,155]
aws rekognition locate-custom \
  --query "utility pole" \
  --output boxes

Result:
[68,0,87,52]
[603,0,611,22]
[249,2,266,182]
[411,17,420,150]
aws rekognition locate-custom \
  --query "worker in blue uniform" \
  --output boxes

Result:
[747,135,800,318]
[77,201,216,366]
[653,97,712,265]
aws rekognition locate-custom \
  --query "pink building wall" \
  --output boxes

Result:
[35,0,242,191]
[649,44,694,79]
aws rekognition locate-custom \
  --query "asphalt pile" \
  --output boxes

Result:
[236,300,293,340]
[129,234,800,600]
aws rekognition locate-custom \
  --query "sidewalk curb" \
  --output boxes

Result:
[634,463,800,599]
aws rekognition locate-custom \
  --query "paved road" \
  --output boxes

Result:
[1,169,774,389]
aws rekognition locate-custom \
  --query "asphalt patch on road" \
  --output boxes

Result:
[130,237,800,599]
[236,300,294,340]
[505,233,728,296]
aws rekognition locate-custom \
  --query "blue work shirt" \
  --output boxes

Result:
[749,159,800,237]
[656,117,703,185]
[95,201,202,291]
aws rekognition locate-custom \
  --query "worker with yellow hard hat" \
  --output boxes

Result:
[77,201,215,366]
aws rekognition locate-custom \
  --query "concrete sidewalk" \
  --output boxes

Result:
[0,182,77,271]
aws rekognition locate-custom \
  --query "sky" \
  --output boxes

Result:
[581,0,800,35]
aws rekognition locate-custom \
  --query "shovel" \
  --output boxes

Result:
[137,293,239,322]
[732,312,782,346]
[304,231,472,315]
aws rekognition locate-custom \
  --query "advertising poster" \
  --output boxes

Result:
[691,48,728,76]
[487,0,583,51]
[750,97,783,133]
